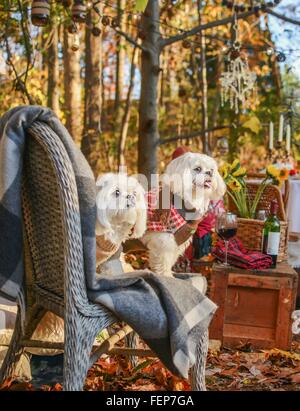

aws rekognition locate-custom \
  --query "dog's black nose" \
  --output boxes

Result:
[126,194,136,207]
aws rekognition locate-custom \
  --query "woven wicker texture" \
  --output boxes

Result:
[228,182,288,262]
[0,121,208,390]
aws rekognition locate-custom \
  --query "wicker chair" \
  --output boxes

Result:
[228,181,288,262]
[0,121,208,391]
[247,172,290,213]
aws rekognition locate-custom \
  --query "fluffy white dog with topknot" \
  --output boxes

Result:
[141,152,226,278]
[95,172,147,273]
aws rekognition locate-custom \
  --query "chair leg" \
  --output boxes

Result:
[63,312,101,391]
[190,329,209,391]
[125,331,139,368]
[0,309,24,383]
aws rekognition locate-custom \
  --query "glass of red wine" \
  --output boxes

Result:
[216,212,238,266]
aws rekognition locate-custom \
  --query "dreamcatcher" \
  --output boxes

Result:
[220,13,257,114]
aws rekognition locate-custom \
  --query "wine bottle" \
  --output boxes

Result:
[263,200,281,268]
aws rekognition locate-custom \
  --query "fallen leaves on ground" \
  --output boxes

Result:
[1,338,300,391]
[124,250,149,270]
[205,339,300,391]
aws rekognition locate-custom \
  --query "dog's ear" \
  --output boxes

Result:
[96,173,114,189]
[210,168,227,201]
[132,206,147,238]
[131,181,147,239]
[95,173,115,235]
[95,191,112,234]
[163,153,193,196]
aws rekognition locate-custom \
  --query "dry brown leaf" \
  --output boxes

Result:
[52,383,63,391]
[219,367,238,377]
[7,382,34,391]
[263,349,300,362]
[289,373,300,383]
[0,378,14,390]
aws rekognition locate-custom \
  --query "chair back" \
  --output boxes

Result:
[22,122,87,309]
[247,172,290,214]
[228,181,287,221]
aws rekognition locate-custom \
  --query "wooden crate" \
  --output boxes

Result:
[209,263,298,350]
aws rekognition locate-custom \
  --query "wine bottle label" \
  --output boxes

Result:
[267,232,280,255]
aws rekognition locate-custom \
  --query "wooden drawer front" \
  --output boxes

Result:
[225,286,278,329]
[222,273,294,349]
[209,264,298,350]
[228,273,292,290]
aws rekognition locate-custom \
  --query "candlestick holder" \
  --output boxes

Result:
[266,148,276,162]
[273,141,286,164]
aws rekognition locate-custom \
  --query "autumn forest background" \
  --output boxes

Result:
[1,0,300,180]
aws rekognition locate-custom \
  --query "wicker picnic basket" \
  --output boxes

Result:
[227,182,288,262]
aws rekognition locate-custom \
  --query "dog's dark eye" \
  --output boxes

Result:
[194,166,202,173]
[206,170,213,177]
[115,189,120,197]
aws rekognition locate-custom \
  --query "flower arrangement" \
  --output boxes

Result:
[219,160,289,219]
[289,168,299,177]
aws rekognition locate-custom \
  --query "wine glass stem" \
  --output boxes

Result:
[225,240,229,265]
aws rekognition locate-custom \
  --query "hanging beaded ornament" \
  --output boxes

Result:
[31,0,50,27]
[220,14,257,113]
[221,0,281,13]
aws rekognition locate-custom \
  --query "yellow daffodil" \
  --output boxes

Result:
[219,163,230,179]
[279,168,289,181]
[230,159,241,172]
[227,177,242,192]
[266,165,280,179]
[232,166,247,178]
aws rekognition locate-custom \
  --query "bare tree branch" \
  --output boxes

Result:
[5,35,35,105]
[113,27,147,52]
[17,0,33,84]
[160,10,256,48]
[4,3,35,106]
[266,8,300,26]
[158,125,232,145]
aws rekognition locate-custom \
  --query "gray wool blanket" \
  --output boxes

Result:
[0,106,217,379]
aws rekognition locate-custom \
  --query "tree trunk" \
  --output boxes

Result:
[210,53,223,151]
[81,7,102,173]
[199,31,210,154]
[118,46,137,168]
[264,15,281,99]
[138,0,161,181]
[47,22,60,114]
[197,0,210,154]
[63,27,82,142]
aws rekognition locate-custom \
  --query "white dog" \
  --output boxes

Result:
[95,172,147,273]
[141,152,226,277]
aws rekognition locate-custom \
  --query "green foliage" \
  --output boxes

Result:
[133,0,148,12]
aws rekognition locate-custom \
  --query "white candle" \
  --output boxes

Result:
[269,122,274,150]
[278,114,284,142]
[286,124,291,152]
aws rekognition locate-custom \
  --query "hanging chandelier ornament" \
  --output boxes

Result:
[220,14,257,114]
[221,0,282,13]
[31,0,50,27]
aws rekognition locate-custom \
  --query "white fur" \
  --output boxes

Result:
[142,232,191,278]
[142,153,226,277]
[162,152,226,216]
[95,172,147,246]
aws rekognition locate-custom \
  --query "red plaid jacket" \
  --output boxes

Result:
[147,189,186,233]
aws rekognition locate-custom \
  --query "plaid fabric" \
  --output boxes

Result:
[147,189,186,233]
[196,199,225,238]
[0,106,217,379]
[212,237,273,270]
